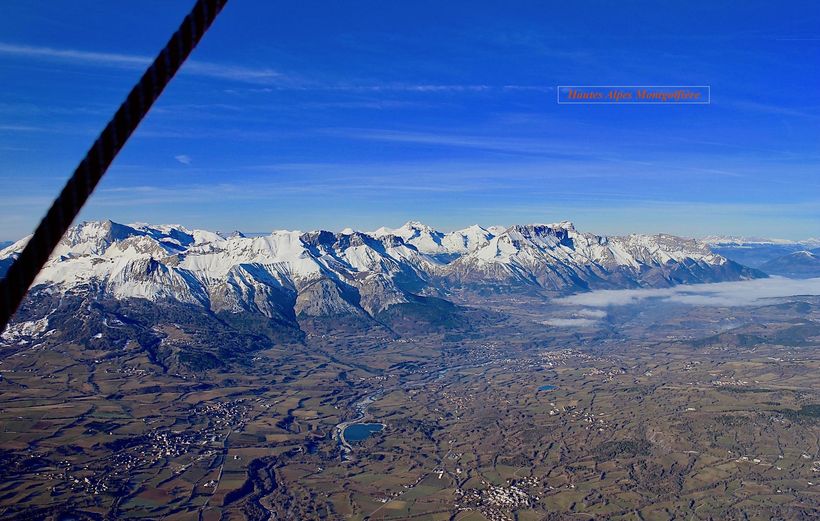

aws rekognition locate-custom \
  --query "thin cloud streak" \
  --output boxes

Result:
[0,42,149,66]
[324,128,599,158]
[0,41,548,92]
[0,41,292,85]
[0,124,49,132]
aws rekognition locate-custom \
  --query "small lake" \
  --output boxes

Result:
[538,385,558,391]
[344,423,384,442]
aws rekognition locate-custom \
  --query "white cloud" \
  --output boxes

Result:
[0,42,291,85]
[0,124,49,132]
[576,309,608,318]
[0,42,149,67]
[174,154,192,165]
[556,277,820,308]
[0,42,540,93]
[543,318,599,327]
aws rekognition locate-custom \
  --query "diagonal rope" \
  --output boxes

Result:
[0,0,228,332]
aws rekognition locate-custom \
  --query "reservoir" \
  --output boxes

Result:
[344,423,384,443]
[538,385,558,391]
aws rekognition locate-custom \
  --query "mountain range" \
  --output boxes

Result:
[704,235,820,274]
[1,219,763,316]
[0,219,766,366]
[0,219,765,305]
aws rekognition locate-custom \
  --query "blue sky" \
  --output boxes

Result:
[1,1,819,240]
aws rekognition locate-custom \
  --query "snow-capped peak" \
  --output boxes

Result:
[0,219,765,319]
[444,221,756,290]
[371,221,445,254]
[441,225,495,254]
[545,220,576,231]
[370,221,500,256]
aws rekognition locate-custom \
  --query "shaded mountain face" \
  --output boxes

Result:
[759,251,820,278]
[1,219,765,365]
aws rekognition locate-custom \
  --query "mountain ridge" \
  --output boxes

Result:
[1,219,765,327]
[759,250,820,279]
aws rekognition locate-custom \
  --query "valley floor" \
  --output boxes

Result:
[1,295,819,520]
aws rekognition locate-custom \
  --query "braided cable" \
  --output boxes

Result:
[0,0,229,332]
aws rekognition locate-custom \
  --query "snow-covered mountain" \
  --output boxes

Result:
[446,222,762,290]
[371,221,498,259]
[0,221,440,322]
[759,250,820,278]
[702,235,820,269]
[0,220,764,325]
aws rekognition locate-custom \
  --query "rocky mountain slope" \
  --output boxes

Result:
[0,219,765,358]
[446,221,761,290]
[0,219,765,318]
[759,251,820,278]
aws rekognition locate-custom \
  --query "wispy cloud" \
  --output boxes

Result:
[0,42,293,85]
[318,128,750,179]
[91,176,490,206]
[0,195,57,207]
[501,85,555,92]
[0,42,149,67]
[0,41,549,93]
[224,83,547,94]
[726,100,820,120]
[325,83,493,93]
[322,128,596,158]
[181,61,290,84]
[174,154,192,165]
[0,124,47,132]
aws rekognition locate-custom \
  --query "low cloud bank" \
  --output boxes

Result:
[556,276,820,308]
[543,318,599,327]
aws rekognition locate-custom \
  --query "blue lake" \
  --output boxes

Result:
[344,423,384,442]
[538,385,558,391]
